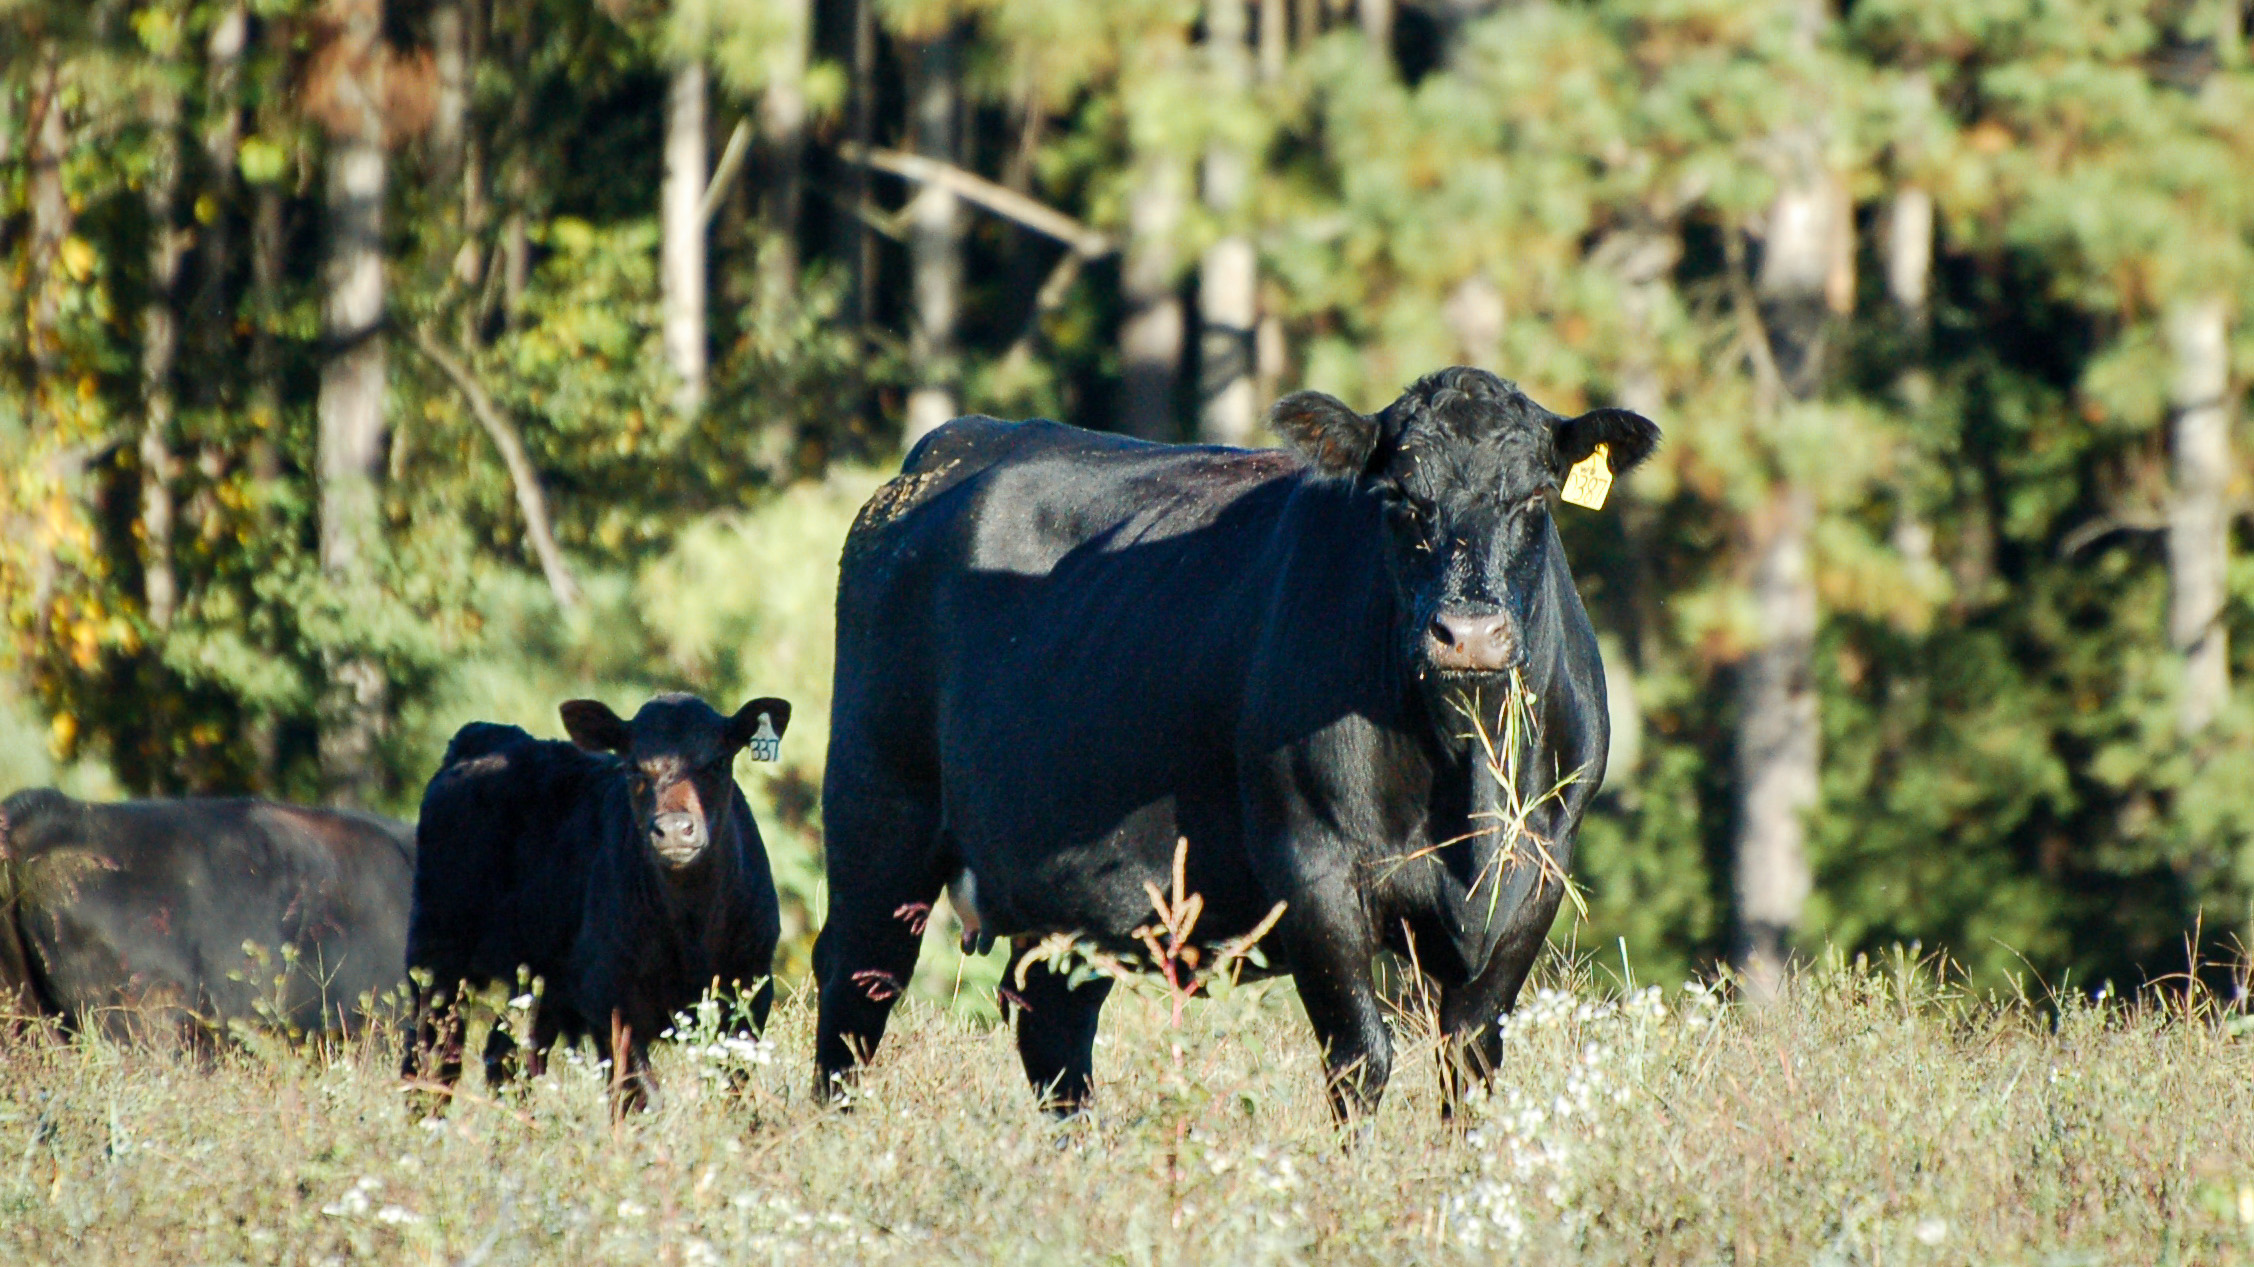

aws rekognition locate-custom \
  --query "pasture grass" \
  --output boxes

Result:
[4,949,2252,1264]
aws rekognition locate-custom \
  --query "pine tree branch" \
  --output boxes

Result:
[407,326,584,612]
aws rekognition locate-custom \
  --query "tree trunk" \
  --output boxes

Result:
[758,0,812,299]
[2167,295,2232,736]
[1120,156,1185,441]
[1442,273,1504,372]
[1885,186,1933,327]
[1886,184,1937,570]
[316,0,390,808]
[27,49,68,393]
[1594,224,1679,788]
[1734,487,1819,1000]
[1733,96,1844,1000]
[1356,0,1393,58]
[1258,0,1287,80]
[662,60,708,418]
[1197,1,1256,446]
[197,6,249,390]
[431,1,467,187]
[139,85,184,633]
[849,0,877,331]
[904,30,964,446]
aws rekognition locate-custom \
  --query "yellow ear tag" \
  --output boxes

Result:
[1560,442,1614,510]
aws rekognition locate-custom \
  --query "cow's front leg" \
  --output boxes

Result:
[1003,940,1114,1115]
[1436,872,1563,1117]
[1277,880,1391,1125]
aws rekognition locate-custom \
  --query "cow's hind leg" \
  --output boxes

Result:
[813,784,943,1102]
[1003,942,1113,1116]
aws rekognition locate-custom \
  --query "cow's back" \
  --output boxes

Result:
[409,724,606,1005]
[0,790,414,1035]
[830,416,1325,943]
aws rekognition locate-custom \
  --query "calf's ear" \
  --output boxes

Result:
[1552,407,1660,476]
[1269,391,1380,478]
[559,700,632,753]
[727,697,792,749]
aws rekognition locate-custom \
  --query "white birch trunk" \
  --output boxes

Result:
[662,60,708,418]
[1357,0,1393,55]
[1121,156,1186,440]
[1734,99,1840,1000]
[140,85,183,632]
[2167,295,2233,735]
[316,0,390,807]
[1885,186,1933,321]
[1734,487,1819,1001]
[905,33,963,446]
[758,0,811,298]
[1198,1,1256,446]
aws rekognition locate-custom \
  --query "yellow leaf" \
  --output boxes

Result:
[60,236,97,282]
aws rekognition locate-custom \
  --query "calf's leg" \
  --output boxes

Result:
[1003,942,1113,1115]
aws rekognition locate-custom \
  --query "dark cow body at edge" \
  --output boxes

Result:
[815,366,1656,1120]
[0,789,414,1039]
[403,693,788,1111]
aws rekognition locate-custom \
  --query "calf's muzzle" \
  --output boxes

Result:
[650,791,709,864]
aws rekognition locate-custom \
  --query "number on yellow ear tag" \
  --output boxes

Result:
[1560,442,1614,510]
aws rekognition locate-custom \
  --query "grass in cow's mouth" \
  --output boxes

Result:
[4,947,2246,1262]
[1376,667,1589,929]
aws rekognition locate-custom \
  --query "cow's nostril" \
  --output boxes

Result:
[1427,612,1516,671]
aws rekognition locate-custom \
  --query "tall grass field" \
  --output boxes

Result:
[5,951,2251,1264]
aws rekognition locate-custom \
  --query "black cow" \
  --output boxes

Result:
[403,693,789,1110]
[0,789,414,1040]
[815,367,1656,1120]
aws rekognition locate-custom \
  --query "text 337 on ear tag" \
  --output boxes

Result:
[1561,442,1614,511]
[749,713,781,763]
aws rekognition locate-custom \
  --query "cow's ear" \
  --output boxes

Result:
[1269,391,1380,478]
[1552,407,1660,476]
[559,700,632,754]
[726,697,791,749]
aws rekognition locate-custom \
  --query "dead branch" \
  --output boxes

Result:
[407,326,583,611]
[837,142,1114,257]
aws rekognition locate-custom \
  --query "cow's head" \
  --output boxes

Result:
[558,693,792,870]
[1271,367,1657,684]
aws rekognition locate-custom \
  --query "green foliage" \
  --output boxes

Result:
[3,0,2253,994]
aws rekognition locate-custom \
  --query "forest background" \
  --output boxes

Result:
[5,0,2254,998]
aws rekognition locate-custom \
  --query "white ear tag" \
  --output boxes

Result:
[1560,442,1614,510]
[748,713,781,763]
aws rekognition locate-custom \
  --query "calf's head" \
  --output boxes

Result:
[1271,367,1657,682]
[559,693,792,870]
